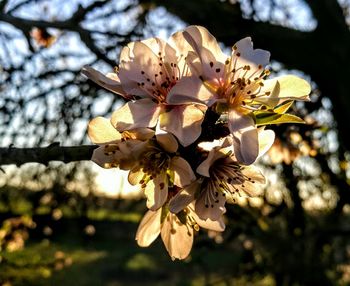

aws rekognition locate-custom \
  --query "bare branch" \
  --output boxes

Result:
[0,145,97,166]
[0,0,9,12]
[305,0,349,33]
[0,12,116,66]
[72,0,112,22]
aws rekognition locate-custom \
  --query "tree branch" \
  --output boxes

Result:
[72,0,111,22]
[0,11,116,66]
[305,0,349,33]
[139,0,317,73]
[0,145,97,166]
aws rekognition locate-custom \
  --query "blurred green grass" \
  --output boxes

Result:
[0,218,275,286]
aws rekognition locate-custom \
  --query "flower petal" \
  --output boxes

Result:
[233,37,270,73]
[169,180,200,214]
[228,110,258,165]
[120,42,134,62]
[190,205,225,232]
[167,75,215,106]
[258,129,275,158]
[111,99,162,131]
[91,145,117,169]
[160,104,206,147]
[183,26,226,79]
[155,129,178,153]
[145,172,168,210]
[161,213,193,260]
[128,166,145,186]
[183,26,226,62]
[196,145,230,177]
[195,188,226,221]
[258,75,311,107]
[88,116,121,144]
[136,209,161,247]
[234,165,266,197]
[119,41,170,97]
[116,140,147,170]
[168,30,193,72]
[170,156,196,187]
[81,66,129,98]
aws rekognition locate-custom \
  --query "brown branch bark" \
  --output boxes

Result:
[0,145,97,166]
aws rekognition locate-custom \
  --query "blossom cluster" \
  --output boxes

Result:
[83,26,311,260]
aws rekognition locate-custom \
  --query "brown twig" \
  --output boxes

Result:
[0,144,97,166]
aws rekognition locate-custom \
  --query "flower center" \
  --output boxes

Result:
[140,146,171,177]
[207,158,257,202]
[201,51,272,112]
[134,52,188,104]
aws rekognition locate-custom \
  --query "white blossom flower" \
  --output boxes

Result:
[136,203,225,260]
[83,31,212,146]
[88,115,154,170]
[167,26,311,164]
[128,132,196,210]
[169,130,274,221]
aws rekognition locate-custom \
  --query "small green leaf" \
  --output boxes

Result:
[255,111,305,125]
[274,100,294,114]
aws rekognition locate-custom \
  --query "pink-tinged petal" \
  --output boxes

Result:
[185,51,203,77]
[142,37,167,56]
[183,26,225,60]
[197,136,230,151]
[117,72,148,97]
[111,99,162,131]
[145,172,168,211]
[233,37,270,72]
[91,145,116,169]
[136,209,161,247]
[88,116,121,144]
[155,129,178,153]
[119,41,166,97]
[189,205,225,232]
[160,104,206,147]
[183,26,226,79]
[116,140,147,170]
[120,42,134,62]
[168,180,200,214]
[196,146,229,177]
[197,216,226,232]
[168,30,192,72]
[243,165,266,184]
[128,166,145,186]
[234,166,266,197]
[161,213,193,260]
[120,41,161,82]
[170,156,196,187]
[257,129,275,158]
[118,62,152,97]
[141,37,178,75]
[81,66,129,98]
[167,76,216,106]
[228,110,258,165]
[195,188,226,221]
